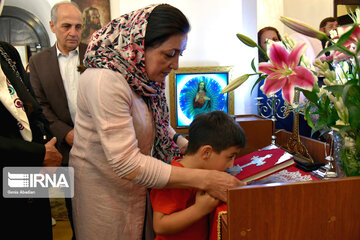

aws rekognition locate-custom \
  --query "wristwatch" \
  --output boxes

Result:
[173,133,180,143]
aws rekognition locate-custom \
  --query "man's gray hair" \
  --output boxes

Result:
[51,1,81,23]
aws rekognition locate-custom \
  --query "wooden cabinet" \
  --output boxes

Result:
[234,115,272,156]
[275,129,328,164]
[220,176,360,240]
[219,118,359,239]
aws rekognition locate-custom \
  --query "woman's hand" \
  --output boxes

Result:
[203,170,245,202]
[166,166,245,203]
[65,129,74,146]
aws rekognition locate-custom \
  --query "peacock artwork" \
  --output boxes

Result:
[176,72,228,127]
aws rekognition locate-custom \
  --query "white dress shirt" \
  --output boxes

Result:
[56,45,80,123]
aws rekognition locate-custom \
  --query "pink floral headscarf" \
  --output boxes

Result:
[84,4,180,163]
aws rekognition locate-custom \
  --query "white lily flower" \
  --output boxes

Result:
[317,86,328,98]
[327,93,337,104]
[324,78,333,86]
[344,136,356,150]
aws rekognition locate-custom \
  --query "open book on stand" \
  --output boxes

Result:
[226,146,295,184]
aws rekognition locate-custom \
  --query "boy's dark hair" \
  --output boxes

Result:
[186,111,246,154]
[145,4,190,49]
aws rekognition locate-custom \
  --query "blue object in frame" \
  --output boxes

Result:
[176,73,228,127]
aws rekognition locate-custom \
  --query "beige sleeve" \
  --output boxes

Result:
[82,69,171,188]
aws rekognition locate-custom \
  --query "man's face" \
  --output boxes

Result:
[322,21,338,36]
[50,4,82,55]
[89,9,101,28]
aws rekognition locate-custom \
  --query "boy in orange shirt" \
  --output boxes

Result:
[150,110,246,240]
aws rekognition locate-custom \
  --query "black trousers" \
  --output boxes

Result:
[4,197,53,240]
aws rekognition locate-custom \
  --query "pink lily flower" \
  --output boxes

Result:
[338,25,360,49]
[330,25,360,63]
[259,42,316,104]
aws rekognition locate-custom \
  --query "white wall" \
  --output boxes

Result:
[257,0,284,34]
[112,0,259,115]
[3,0,334,115]
[283,0,333,35]
[257,0,333,36]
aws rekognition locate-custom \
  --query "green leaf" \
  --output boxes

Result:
[335,125,352,135]
[356,39,360,53]
[313,119,328,132]
[343,84,360,106]
[326,99,334,114]
[316,44,339,58]
[316,44,354,59]
[327,109,340,126]
[324,85,345,95]
[313,82,321,93]
[304,105,315,129]
[356,135,360,151]
[250,75,265,94]
[349,105,360,129]
[251,58,256,72]
[236,33,258,48]
[300,89,318,103]
[336,24,356,45]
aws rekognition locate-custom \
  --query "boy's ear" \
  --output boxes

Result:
[199,145,213,161]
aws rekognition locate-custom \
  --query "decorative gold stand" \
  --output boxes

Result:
[287,109,314,163]
[256,90,314,163]
[283,91,314,163]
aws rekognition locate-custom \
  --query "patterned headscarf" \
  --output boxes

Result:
[84,4,180,163]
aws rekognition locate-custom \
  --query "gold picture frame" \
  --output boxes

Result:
[334,0,360,25]
[169,66,234,134]
[72,0,111,45]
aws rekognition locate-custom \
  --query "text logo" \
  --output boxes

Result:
[3,167,74,198]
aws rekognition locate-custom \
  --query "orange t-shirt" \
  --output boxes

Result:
[150,160,208,240]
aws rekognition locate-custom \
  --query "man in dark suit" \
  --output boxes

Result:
[29,2,86,239]
[1,41,62,239]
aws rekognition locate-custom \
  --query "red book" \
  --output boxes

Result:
[227,147,295,184]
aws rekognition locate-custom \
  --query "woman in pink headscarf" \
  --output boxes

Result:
[70,4,244,240]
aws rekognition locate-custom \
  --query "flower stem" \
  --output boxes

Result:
[257,46,269,61]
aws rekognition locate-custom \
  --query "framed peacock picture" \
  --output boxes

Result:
[169,66,234,133]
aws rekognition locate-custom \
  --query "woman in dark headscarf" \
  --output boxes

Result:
[70,4,244,239]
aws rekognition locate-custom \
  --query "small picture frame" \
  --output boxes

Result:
[72,0,111,45]
[169,66,234,133]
